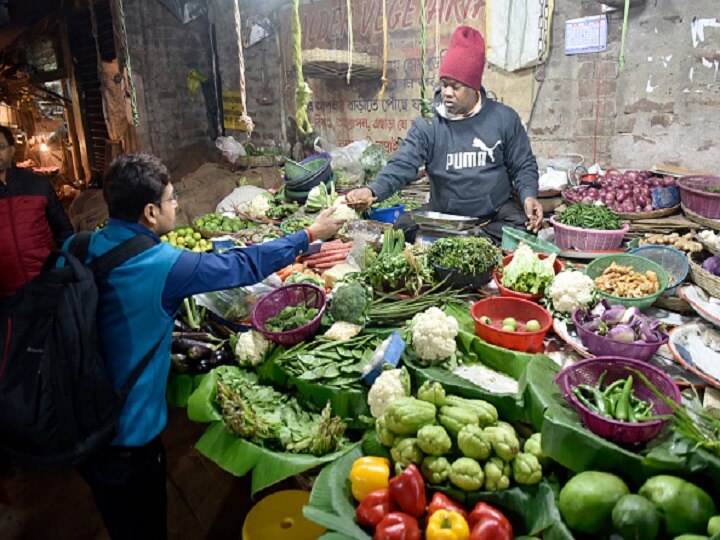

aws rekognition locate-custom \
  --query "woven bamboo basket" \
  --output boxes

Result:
[682,205,720,231]
[302,48,383,79]
[699,239,720,257]
[688,253,720,298]
[615,204,681,220]
[653,294,694,314]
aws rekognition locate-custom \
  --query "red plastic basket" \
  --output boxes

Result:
[572,308,668,362]
[251,283,327,346]
[470,297,552,353]
[554,356,680,444]
[492,253,564,302]
[677,175,720,218]
[550,215,629,251]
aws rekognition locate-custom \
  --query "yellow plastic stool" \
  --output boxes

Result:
[242,489,326,540]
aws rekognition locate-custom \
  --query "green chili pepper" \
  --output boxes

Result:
[595,370,608,390]
[614,376,634,422]
[602,379,625,396]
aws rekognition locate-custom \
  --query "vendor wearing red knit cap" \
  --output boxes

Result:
[346,25,543,244]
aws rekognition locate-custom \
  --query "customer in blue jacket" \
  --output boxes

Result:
[346,26,543,244]
[71,153,344,539]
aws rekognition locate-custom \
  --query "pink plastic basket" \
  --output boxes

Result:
[554,356,680,444]
[251,283,326,346]
[677,175,720,218]
[572,308,668,362]
[550,215,629,251]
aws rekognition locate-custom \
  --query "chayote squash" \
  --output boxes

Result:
[438,405,479,438]
[384,397,436,435]
[443,395,498,427]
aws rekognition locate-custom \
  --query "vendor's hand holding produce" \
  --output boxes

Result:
[345,186,376,212]
[500,243,557,295]
[594,262,659,298]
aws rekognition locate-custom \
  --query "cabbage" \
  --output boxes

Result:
[501,243,556,294]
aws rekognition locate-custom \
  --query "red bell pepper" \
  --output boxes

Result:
[356,488,397,528]
[387,464,426,517]
[467,502,513,540]
[427,492,468,520]
[373,512,422,540]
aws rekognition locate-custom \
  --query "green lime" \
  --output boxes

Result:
[502,317,518,330]
[559,471,630,535]
[525,319,541,332]
[612,494,660,540]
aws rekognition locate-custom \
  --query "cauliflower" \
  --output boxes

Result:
[367,368,410,418]
[242,193,272,218]
[548,270,596,313]
[324,321,362,341]
[234,329,270,366]
[410,307,459,362]
[330,202,358,221]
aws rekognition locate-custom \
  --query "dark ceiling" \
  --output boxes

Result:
[0,0,60,53]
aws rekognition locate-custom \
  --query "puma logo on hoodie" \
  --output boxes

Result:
[446,138,502,170]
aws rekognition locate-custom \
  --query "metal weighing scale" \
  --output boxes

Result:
[412,210,488,243]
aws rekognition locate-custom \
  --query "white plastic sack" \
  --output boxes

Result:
[215,136,246,164]
[215,185,268,215]
[314,138,370,170]
[486,0,548,71]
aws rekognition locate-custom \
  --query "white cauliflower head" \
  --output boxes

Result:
[324,321,362,341]
[367,368,409,418]
[330,201,358,221]
[548,270,596,313]
[234,329,270,366]
[410,307,459,362]
[242,193,272,218]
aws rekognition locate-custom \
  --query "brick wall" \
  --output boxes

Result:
[530,0,720,170]
[123,0,213,162]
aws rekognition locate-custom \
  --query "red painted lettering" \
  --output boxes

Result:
[401,0,417,29]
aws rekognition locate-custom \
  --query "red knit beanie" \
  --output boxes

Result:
[439,26,486,91]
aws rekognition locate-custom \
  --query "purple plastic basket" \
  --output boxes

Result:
[251,283,326,346]
[677,175,720,218]
[554,356,680,444]
[572,308,668,362]
[550,215,629,251]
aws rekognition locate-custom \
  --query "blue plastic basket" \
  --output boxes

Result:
[369,205,404,224]
[628,245,689,295]
[651,186,680,209]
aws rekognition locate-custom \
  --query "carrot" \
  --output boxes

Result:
[314,261,349,269]
[320,242,352,253]
[303,250,350,264]
[306,254,349,267]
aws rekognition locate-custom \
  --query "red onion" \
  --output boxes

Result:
[644,205,653,212]
[625,171,639,182]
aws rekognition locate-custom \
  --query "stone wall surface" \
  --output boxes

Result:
[129,0,720,170]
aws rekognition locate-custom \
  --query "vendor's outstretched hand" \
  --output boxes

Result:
[345,187,375,212]
[524,197,544,233]
[307,207,345,241]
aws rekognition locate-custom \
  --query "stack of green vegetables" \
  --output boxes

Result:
[215,368,347,455]
[557,203,621,230]
[263,302,318,332]
[428,237,502,276]
[371,192,421,211]
[375,381,544,491]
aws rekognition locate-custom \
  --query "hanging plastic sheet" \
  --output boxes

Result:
[486,0,553,72]
[156,0,206,24]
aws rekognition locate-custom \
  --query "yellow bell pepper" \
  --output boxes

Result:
[426,509,470,540]
[349,456,390,502]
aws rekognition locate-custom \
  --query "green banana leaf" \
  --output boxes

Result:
[443,301,475,334]
[186,367,223,423]
[195,421,360,496]
[304,444,574,540]
[405,330,545,423]
[525,356,720,492]
[166,372,206,408]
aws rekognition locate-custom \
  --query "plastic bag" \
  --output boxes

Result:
[344,219,385,269]
[314,138,370,170]
[359,144,390,181]
[193,275,281,325]
[215,136,246,164]
[215,185,268,214]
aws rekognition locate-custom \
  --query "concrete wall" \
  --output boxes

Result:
[530,0,720,171]
[123,0,213,162]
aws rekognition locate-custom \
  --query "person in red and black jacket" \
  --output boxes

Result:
[0,126,74,298]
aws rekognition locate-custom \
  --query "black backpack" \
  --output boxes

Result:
[0,232,160,468]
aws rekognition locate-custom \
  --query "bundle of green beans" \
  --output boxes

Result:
[572,371,654,423]
[557,203,621,230]
[368,280,474,325]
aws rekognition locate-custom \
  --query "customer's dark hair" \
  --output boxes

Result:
[103,153,171,222]
[0,126,15,146]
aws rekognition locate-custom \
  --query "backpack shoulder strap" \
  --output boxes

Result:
[68,231,93,261]
[90,234,157,275]
[117,336,164,401]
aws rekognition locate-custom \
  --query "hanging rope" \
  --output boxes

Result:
[419,0,431,119]
[233,0,254,135]
[116,0,139,126]
[434,0,440,81]
[346,0,354,84]
[292,0,313,136]
[378,0,389,99]
[618,0,630,70]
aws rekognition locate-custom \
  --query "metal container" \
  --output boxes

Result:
[412,210,480,231]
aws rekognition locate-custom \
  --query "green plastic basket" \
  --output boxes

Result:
[585,254,669,309]
[501,226,561,255]
[283,159,313,181]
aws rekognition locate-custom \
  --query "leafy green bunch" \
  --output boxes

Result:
[428,237,502,276]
